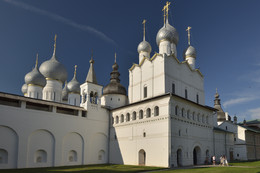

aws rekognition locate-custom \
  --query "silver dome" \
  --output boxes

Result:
[25,67,46,87]
[67,76,80,94]
[137,40,152,53]
[156,21,179,46]
[39,55,68,83]
[62,82,69,101]
[166,22,179,45]
[183,45,196,59]
[21,84,28,94]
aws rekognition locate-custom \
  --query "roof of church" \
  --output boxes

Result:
[111,92,216,111]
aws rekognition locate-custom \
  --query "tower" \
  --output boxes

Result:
[80,55,102,109]
[183,26,197,69]
[137,19,152,64]
[101,53,127,109]
[39,35,68,102]
[24,53,46,99]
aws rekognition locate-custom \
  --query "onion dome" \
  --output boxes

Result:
[21,84,28,94]
[137,40,152,53]
[137,19,152,53]
[25,54,46,87]
[62,81,69,101]
[67,65,80,94]
[39,35,67,83]
[156,19,179,46]
[183,45,196,59]
[103,53,126,96]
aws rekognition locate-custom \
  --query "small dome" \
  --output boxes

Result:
[39,55,67,83]
[25,67,46,87]
[21,84,28,94]
[62,82,69,101]
[137,40,152,53]
[156,21,179,46]
[183,45,196,59]
[67,76,80,94]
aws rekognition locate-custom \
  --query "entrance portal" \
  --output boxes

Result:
[138,149,146,166]
[193,146,201,165]
[177,149,182,167]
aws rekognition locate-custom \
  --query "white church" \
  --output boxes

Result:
[0,2,259,169]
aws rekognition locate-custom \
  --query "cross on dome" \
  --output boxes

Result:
[186,26,192,45]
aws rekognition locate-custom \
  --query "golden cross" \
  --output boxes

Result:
[35,53,38,68]
[186,26,192,45]
[142,19,146,41]
[162,5,167,25]
[74,65,77,76]
[165,1,171,18]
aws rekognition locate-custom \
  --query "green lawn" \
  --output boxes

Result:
[153,167,260,173]
[0,161,260,173]
[0,164,164,173]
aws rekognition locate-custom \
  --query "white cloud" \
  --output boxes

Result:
[223,97,256,108]
[248,107,260,119]
[3,0,117,46]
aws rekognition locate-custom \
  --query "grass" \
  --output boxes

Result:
[0,164,164,173]
[153,167,260,173]
[0,161,260,173]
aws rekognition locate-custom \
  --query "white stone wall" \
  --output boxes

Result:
[0,95,109,169]
[42,79,63,102]
[101,94,127,109]
[170,96,214,166]
[109,96,170,167]
[129,54,204,105]
[27,85,43,99]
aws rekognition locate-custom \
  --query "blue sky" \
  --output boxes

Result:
[0,0,260,122]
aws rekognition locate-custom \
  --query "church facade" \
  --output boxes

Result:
[0,2,259,169]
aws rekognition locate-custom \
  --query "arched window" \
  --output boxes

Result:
[172,83,175,94]
[120,114,124,123]
[34,150,47,163]
[132,111,136,120]
[144,86,147,98]
[202,115,205,123]
[206,116,209,124]
[0,149,8,164]
[154,106,159,116]
[187,110,190,119]
[146,108,151,118]
[181,108,185,117]
[175,106,179,116]
[197,114,200,122]
[98,150,105,161]
[139,110,143,119]
[192,112,195,120]
[68,150,77,162]
[116,116,119,124]
[185,89,188,99]
[196,94,199,104]
[179,130,181,136]
[126,113,130,122]
[112,117,114,124]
